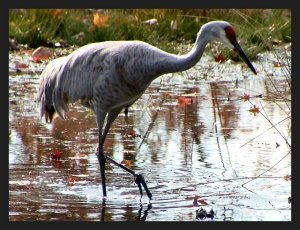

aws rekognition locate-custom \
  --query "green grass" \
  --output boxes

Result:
[9,9,291,59]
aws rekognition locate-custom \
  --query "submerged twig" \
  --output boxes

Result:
[257,100,291,148]
[210,83,226,172]
[138,90,167,149]
[241,150,291,192]
[240,116,290,148]
[162,176,285,193]
[210,82,236,176]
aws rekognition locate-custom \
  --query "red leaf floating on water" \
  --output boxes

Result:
[193,196,208,206]
[249,105,260,116]
[50,149,62,160]
[241,92,250,102]
[214,54,225,63]
[178,96,193,106]
[68,175,79,186]
[15,62,28,69]
[121,159,132,168]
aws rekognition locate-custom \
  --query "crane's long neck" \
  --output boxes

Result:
[160,33,210,73]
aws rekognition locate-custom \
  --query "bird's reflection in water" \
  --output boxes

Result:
[135,203,152,221]
[100,201,152,221]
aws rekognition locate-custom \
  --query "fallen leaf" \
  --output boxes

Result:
[32,47,52,63]
[121,159,132,168]
[283,175,291,181]
[50,149,62,160]
[68,175,79,185]
[249,105,260,116]
[93,13,109,27]
[241,92,250,102]
[193,196,208,206]
[15,62,28,69]
[214,54,225,63]
[273,61,283,67]
[178,96,194,106]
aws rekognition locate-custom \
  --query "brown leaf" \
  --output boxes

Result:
[68,175,79,185]
[214,54,225,63]
[249,105,260,116]
[193,196,208,206]
[15,62,28,69]
[283,175,291,181]
[93,13,109,27]
[49,149,62,160]
[121,159,132,168]
[273,61,283,67]
[241,92,250,102]
[32,47,52,63]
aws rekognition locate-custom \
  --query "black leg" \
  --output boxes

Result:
[95,110,107,199]
[135,174,152,200]
[95,108,152,200]
[97,150,107,197]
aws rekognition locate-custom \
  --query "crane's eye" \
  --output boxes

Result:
[224,26,237,45]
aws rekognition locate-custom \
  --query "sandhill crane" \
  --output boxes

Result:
[37,21,257,202]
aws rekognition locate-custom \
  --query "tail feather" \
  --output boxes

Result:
[37,57,68,123]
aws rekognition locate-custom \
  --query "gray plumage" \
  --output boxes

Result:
[36,21,256,199]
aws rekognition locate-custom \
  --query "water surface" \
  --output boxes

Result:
[9,48,291,221]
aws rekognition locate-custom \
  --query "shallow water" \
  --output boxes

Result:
[9,48,291,221]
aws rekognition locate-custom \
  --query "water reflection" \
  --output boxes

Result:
[9,51,291,221]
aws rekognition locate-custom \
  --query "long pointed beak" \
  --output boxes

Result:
[233,43,257,75]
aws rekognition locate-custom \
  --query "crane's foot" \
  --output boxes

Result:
[99,153,153,201]
[135,174,152,201]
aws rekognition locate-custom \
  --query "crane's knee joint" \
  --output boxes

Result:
[135,174,143,185]
[98,153,106,167]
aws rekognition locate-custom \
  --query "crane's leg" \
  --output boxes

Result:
[95,107,123,199]
[95,107,152,200]
[100,108,123,147]
[101,108,152,200]
[95,110,107,198]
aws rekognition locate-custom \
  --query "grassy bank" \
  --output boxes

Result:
[9,9,291,58]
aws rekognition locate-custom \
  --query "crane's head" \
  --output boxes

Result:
[200,21,257,75]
